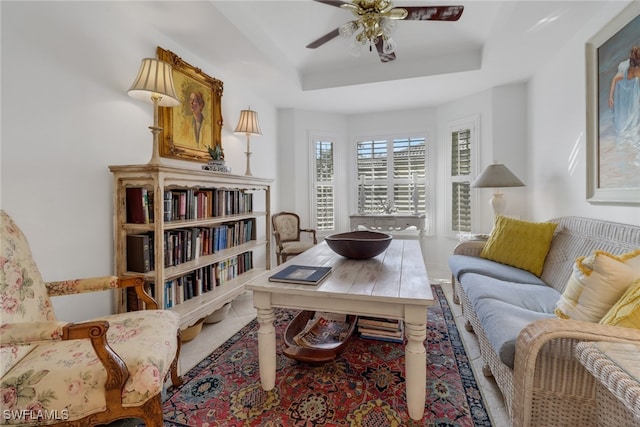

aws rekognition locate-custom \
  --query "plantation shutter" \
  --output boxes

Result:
[357,137,427,215]
[451,129,471,232]
[314,140,334,230]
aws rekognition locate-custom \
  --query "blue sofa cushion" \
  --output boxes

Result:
[449,255,547,286]
[473,297,556,368]
[460,273,561,314]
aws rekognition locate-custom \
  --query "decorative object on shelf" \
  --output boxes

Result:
[412,172,420,214]
[358,175,366,213]
[156,47,224,163]
[307,0,464,63]
[325,230,392,259]
[471,163,524,216]
[234,108,262,176]
[128,58,180,165]
[202,144,231,173]
[586,1,640,205]
[377,197,397,214]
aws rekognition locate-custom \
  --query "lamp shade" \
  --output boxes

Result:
[471,164,525,188]
[128,58,180,107]
[234,109,262,135]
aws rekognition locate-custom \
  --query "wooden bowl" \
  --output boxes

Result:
[283,311,357,364]
[325,231,392,259]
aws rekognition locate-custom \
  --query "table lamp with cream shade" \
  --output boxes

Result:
[234,108,262,176]
[128,58,180,165]
[471,163,525,216]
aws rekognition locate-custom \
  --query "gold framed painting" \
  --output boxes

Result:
[157,46,223,162]
[586,2,640,205]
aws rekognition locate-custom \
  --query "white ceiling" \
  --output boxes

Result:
[146,1,615,114]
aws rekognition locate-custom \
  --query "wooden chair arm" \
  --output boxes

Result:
[63,320,129,405]
[512,318,640,427]
[272,230,284,249]
[119,276,158,310]
[301,228,317,244]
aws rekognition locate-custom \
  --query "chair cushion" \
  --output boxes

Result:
[279,241,314,255]
[479,215,557,277]
[460,273,559,314]
[473,297,555,368]
[0,310,179,424]
[1,210,55,323]
[449,255,547,286]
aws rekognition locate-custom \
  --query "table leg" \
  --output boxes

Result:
[405,321,427,420]
[256,307,276,390]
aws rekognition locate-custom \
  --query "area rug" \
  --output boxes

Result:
[157,285,491,426]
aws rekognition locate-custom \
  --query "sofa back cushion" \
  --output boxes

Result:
[541,217,640,293]
[1,210,56,323]
[480,215,557,277]
[555,250,640,322]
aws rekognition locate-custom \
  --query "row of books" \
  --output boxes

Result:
[126,219,254,273]
[357,317,404,343]
[125,187,254,224]
[149,251,253,309]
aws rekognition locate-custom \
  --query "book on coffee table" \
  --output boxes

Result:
[269,265,332,285]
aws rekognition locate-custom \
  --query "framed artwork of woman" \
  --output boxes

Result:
[157,47,223,162]
[586,2,640,204]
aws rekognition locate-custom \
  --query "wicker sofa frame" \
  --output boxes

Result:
[451,216,640,427]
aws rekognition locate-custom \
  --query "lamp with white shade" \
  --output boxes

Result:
[471,163,525,216]
[234,108,262,176]
[128,58,180,165]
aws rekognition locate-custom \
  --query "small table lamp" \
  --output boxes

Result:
[128,58,180,165]
[471,163,525,216]
[234,108,262,176]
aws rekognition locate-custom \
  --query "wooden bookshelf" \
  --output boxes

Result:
[109,164,272,329]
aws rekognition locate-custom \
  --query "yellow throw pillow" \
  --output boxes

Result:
[600,278,640,329]
[555,249,640,322]
[479,215,557,276]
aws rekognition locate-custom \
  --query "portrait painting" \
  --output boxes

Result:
[157,47,223,162]
[586,2,640,204]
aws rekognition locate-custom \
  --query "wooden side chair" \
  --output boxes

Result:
[272,211,317,265]
[0,210,183,426]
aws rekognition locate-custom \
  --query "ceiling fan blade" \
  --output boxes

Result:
[312,0,350,8]
[375,39,396,63]
[400,5,464,21]
[306,27,341,49]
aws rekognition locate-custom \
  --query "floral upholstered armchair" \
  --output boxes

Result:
[272,211,317,265]
[0,210,182,426]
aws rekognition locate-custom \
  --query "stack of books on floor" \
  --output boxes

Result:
[357,317,404,343]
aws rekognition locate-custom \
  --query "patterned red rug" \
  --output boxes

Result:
[156,285,491,426]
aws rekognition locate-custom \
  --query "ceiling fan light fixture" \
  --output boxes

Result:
[382,36,397,54]
[340,21,359,38]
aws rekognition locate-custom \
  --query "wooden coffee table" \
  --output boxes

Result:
[245,239,433,420]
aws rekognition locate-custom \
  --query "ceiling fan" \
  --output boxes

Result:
[307,0,464,63]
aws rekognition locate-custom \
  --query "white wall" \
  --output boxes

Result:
[1,2,277,321]
[528,3,640,226]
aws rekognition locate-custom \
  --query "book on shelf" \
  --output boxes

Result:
[126,187,150,224]
[126,233,151,273]
[268,265,332,285]
[293,313,352,350]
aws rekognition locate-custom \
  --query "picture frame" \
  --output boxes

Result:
[157,46,223,162]
[585,2,640,205]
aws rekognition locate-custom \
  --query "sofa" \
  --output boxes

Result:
[448,215,640,427]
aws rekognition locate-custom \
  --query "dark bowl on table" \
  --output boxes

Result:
[325,231,392,259]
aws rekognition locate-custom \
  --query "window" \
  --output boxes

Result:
[447,116,478,234]
[312,138,335,231]
[356,136,429,216]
